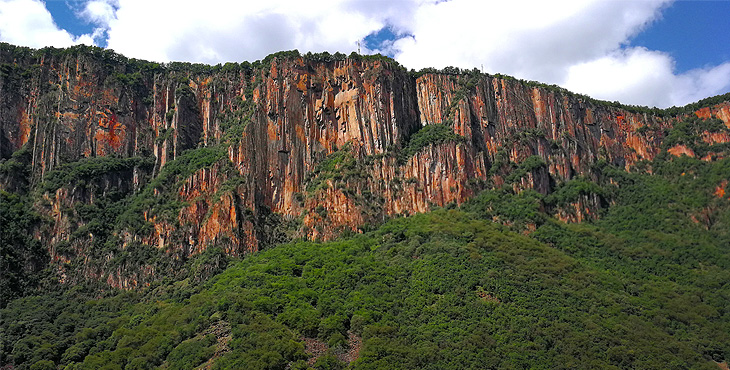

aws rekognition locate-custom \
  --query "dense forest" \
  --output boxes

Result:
[2,140,729,369]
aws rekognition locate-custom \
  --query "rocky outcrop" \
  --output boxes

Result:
[2,44,729,285]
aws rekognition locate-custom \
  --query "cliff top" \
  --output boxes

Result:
[2,42,728,118]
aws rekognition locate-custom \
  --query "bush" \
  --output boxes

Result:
[399,124,465,162]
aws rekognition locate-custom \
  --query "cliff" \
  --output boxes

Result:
[2,44,729,287]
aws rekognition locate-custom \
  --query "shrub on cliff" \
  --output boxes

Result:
[398,123,465,163]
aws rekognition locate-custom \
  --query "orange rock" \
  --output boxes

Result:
[715,180,728,199]
[667,145,696,158]
[9,49,730,285]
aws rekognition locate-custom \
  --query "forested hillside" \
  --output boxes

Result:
[2,150,729,369]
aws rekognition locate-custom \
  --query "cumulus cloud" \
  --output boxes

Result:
[564,47,730,107]
[388,0,730,107]
[1,0,729,107]
[81,0,117,25]
[564,47,675,107]
[0,0,94,48]
[394,0,667,79]
[676,63,730,105]
[96,0,421,64]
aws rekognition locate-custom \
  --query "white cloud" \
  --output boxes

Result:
[1,0,729,107]
[98,0,422,64]
[388,0,730,107]
[672,63,730,106]
[393,0,668,79]
[564,47,730,107]
[564,47,676,107]
[81,0,117,25]
[0,0,94,48]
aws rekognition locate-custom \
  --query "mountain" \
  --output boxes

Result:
[1,43,729,369]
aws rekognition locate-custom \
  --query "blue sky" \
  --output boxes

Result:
[45,1,94,39]
[631,1,730,74]
[1,0,729,108]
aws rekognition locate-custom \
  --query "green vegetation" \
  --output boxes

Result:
[305,146,360,193]
[462,188,547,229]
[545,177,606,207]
[220,98,255,144]
[16,147,240,289]
[302,146,385,224]
[661,116,730,157]
[399,124,465,163]
[259,49,302,66]
[39,156,154,194]
[0,145,32,190]
[119,146,227,229]
[502,155,547,184]
[3,42,730,369]
[2,151,729,369]
[0,190,46,308]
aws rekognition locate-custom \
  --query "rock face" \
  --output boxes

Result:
[2,44,729,286]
